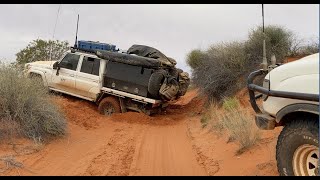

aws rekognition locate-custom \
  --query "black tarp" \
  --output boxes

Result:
[96,50,164,69]
[127,45,176,66]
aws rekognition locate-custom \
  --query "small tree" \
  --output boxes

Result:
[289,37,319,57]
[245,25,293,65]
[298,38,319,56]
[16,39,69,64]
[191,41,249,101]
[186,49,208,70]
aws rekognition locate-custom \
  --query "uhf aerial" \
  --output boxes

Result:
[49,4,61,61]
[261,4,268,71]
[74,14,80,49]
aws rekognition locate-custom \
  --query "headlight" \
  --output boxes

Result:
[24,64,31,70]
[262,79,270,101]
[23,64,31,75]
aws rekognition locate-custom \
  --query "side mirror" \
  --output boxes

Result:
[53,61,60,76]
[53,61,59,69]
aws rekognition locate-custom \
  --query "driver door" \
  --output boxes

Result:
[51,53,81,93]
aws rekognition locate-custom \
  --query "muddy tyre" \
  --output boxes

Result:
[148,70,167,98]
[98,96,121,116]
[276,119,319,176]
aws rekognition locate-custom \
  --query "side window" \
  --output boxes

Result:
[80,56,100,76]
[92,58,100,76]
[80,57,94,74]
[59,53,80,71]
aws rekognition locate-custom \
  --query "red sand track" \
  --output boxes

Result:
[0,89,281,176]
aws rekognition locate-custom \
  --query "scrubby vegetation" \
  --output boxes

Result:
[0,64,66,143]
[187,25,319,102]
[15,39,69,65]
[201,97,261,154]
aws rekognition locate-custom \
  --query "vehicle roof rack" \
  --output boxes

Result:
[70,46,97,55]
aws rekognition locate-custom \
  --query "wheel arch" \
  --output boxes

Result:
[96,92,126,113]
[276,103,319,126]
[28,70,48,86]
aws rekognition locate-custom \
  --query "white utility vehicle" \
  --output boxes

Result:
[24,46,189,116]
[247,53,319,176]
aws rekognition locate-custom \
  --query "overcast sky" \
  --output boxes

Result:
[0,4,318,72]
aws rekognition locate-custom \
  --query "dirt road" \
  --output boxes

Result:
[0,90,280,176]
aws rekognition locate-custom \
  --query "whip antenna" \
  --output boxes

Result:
[74,14,79,48]
[261,4,268,71]
[49,4,61,61]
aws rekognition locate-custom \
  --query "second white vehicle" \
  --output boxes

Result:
[248,53,319,176]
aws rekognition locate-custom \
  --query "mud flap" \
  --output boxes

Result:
[255,113,276,130]
[119,97,127,113]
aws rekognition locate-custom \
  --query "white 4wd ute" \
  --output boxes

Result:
[24,49,174,116]
[247,53,319,176]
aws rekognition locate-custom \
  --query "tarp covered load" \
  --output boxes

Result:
[98,44,190,101]
[127,44,177,67]
[96,50,164,69]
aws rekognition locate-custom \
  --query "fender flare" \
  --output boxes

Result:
[28,70,48,86]
[276,103,319,123]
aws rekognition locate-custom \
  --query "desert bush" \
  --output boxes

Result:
[200,115,210,128]
[190,41,249,101]
[0,64,66,142]
[220,108,261,154]
[297,39,319,56]
[203,102,225,134]
[186,49,208,69]
[202,99,261,154]
[222,97,239,111]
[245,25,293,65]
[187,25,296,102]
[289,37,319,57]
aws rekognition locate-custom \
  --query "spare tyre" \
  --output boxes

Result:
[148,69,168,98]
[168,68,182,79]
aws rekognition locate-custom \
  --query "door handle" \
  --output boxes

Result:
[70,74,75,77]
[93,80,99,83]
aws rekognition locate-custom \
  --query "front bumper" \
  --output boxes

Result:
[255,113,276,130]
[247,69,319,130]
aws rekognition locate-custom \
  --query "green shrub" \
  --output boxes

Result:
[203,100,261,154]
[245,25,293,65]
[187,25,295,102]
[222,97,240,111]
[220,108,261,154]
[186,49,208,69]
[190,41,249,101]
[0,64,66,142]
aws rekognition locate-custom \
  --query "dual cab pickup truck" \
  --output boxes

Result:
[24,45,190,116]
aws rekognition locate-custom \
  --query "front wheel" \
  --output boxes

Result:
[98,96,121,116]
[276,119,319,176]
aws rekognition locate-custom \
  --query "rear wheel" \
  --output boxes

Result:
[98,96,121,116]
[276,119,319,176]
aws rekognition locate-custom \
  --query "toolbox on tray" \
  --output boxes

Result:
[103,61,154,97]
